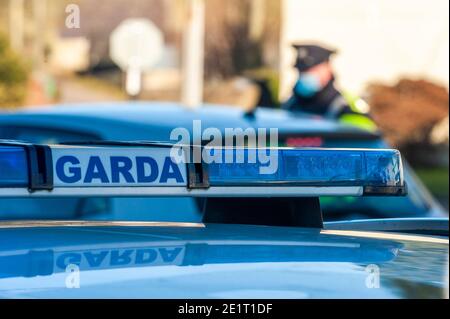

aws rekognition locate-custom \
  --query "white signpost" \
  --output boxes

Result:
[181,0,205,109]
[110,19,164,98]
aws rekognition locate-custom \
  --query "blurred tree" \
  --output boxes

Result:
[204,0,280,79]
[367,79,449,167]
[0,33,29,107]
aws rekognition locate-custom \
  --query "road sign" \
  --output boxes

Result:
[110,18,163,71]
[110,19,164,97]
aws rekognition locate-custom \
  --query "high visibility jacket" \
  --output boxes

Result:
[326,92,378,133]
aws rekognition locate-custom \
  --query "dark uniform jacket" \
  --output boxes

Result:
[283,78,352,118]
[282,79,378,132]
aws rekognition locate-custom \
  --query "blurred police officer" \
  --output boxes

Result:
[283,43,377,132]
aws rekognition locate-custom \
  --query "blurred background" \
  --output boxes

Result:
[0,0,448,208]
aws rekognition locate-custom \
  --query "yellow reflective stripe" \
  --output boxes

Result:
[342,91,370,114]
[352,98,370,113]
[339,114,378,132]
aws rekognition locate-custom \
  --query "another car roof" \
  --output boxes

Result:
[0,102,379,140]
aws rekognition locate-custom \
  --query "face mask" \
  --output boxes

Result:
[294,74,322,97]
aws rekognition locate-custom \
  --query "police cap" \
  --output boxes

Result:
[293,43,337,72]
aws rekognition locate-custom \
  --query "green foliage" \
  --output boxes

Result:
[0,33,29,107]
[204,0,280,79]
[414,167,449,197]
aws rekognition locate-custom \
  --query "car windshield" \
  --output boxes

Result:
[0,164,436,224]
[0,175,433,223]
[320,167,432,220]
[294,137,439,220]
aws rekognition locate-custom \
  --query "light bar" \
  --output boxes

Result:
[0,141,406,197]
[205,148,404,192]
[0,146,28,187]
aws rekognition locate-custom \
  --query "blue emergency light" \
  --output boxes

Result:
[0,146,28,187]
[0,141,406,196]
[206,148,403,189]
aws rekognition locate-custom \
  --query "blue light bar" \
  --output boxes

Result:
[0,146,28,187]
[206,149,404,190]
[0,142,406,198]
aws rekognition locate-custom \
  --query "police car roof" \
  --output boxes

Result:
[0,101,378,139]
[0,223,447,298]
